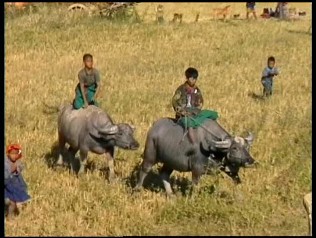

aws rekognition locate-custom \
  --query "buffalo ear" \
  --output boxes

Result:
[89,126,101,138]
[130,125,136,132]
[88,119,102,138]
[244,132,254,146]
[201,139,211,151]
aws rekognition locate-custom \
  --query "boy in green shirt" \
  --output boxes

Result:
[172,67,204,144]
[172,67,204,119]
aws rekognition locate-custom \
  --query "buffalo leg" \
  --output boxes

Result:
[190,166,203,196]
[133,139,156,191]
[68,147,78,173]
[78,150,88,175]
[105,147,115,182]
[56,132,66,165]
[159,165,174,196]
[133,160,154,191]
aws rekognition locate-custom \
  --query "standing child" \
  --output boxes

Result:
[5,144,31,219]
[246,2,257,19]
[261,56,279,97]
[73,53,101,109]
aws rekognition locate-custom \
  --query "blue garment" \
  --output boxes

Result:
[261,66,279,95]
[246,2,256,10]
[4,156,31,203]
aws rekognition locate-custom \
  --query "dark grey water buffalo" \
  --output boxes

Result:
[133,117,256,196]
[57,104,139,180]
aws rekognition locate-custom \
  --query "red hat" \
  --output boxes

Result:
[6,144,22,159]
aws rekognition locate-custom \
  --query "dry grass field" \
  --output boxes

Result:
[5,2,312,236]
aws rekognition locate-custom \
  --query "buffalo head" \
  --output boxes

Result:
[88,112,140,150]
[112,123,139,150]
[210,132,256,183]
[96,123,139,150]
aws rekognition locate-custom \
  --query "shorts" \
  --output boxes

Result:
[247,7,256,12]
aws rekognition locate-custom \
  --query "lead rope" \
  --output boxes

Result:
[180,114,189,142]
[186,114,224,140]
[179,113,221,142]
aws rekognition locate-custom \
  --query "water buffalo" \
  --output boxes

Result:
[133,117,256,196]
[303,192,312,236]
[57,104,139,181]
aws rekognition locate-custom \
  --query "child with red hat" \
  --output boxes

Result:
[5,143,31,219]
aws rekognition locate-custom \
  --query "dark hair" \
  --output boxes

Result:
[185,67,199,79]
[268,56,275,63]
[83,53,93,61]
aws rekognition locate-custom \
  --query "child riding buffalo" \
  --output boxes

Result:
[172,67,218,144]
[172,67,204,119]
[73,53,101,109]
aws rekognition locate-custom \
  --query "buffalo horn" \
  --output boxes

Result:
[100,125,119,135]
[234,136,245,145]
[244,132,254,145]
[212,139,231,148]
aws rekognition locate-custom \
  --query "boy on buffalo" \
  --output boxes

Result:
[172,67,218,144]
[73,53,101,109]
[172,67,204,119]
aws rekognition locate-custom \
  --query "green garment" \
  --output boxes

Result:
[73,67,101,109]
[73,83,99,109]
[178,109,219,128]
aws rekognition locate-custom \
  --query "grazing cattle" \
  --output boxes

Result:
[172,13,183,23]
[303,192,312,236]
[57,104,139,181]
[213,5,231,21]
[133,117,256,196]
[6,2,31,10]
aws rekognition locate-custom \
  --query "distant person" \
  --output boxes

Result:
[246,2,257,19]
[279,2,289,19]
[261,56,279,97]
[73,54,101,109]
[275,2,288,19]
[5,144,31,219]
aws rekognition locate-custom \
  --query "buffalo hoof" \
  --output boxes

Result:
[77,170,85,178]
[233,176,242,184]
[55,158,64,166]
[78,166,85,175]
[166,193,176,200]
[108,176,119,184]
[132,185,142,192]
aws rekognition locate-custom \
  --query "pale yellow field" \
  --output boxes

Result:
[5,2,312,236]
